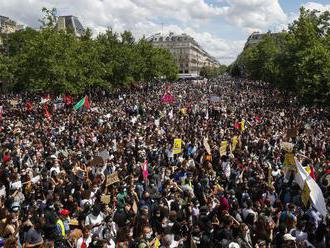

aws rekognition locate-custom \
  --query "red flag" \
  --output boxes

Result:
[142,160,148,180]
[43,105,51,120]
[309,165,316,180]
[161,92,175,104]
[25,101,33,112]
[0,106,3,122]
[84,96,90,110]
[234,122,240,129]
[64,95,73,106]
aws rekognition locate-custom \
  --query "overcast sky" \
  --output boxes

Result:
[1,0,330,65]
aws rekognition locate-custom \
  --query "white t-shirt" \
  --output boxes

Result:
[85,213,105,236]
[289,228,308,241]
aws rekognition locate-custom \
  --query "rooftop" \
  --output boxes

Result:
[148,32,218,64]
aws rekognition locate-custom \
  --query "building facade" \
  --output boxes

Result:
[244,31,283,49]
[56,16,85,37]
[0,16,23,46]
[148,32,219,77]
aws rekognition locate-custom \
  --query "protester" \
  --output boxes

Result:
[0,76,329,248]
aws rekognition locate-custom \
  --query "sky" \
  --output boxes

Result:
[1,0,330,65]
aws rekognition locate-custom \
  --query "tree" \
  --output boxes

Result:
[39,7,58,28]
[230,7,330,104]
[0,8,179,94]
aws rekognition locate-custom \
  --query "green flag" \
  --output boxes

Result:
[74,96,90,110]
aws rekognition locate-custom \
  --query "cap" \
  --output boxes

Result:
[283,233,296,241]
[11,202,20,212]
[50,155,57,159]
[59,209,70,216]
[69,219,79,226]
[228,242,240,248]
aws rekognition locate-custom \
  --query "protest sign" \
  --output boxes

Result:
[31,175,41,184]
[90,156,104,166]
[180,108,187,115]
[0,186,6,197]
[9,100,19,106]
[203,137,211,155]
[231,136,238,152]
[210,95,220,102]
[11,181,22,190]
[284,153,296,171]
[281,142,294,152]
[294,158,327,216]
[241,119,245,131]
[101,195,111,205]
[301,181,311,206]
[98,150,110,161]
[219,141,228,157]
[106,172,120,186]
[173,139,182,155]
[286,128,297,138]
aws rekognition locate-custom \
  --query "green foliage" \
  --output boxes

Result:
[200,65,227,79]
[39,7,58,28]
[231,7,330,105]
[0,8,178,94]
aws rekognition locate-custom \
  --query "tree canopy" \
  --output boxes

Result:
[229,7,330,105]
[0,8,178,94]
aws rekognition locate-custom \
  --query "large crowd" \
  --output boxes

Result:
[0,77,329,248]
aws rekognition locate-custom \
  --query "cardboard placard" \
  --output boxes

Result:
[286,128,297,138]
[9,100,19,106]
[284,153,296,171]
[281,142,294,152]
[100,195,111,205]
[90,156,104,166]
[106,172,120,186]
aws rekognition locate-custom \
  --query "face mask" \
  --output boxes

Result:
[145,231,153,240]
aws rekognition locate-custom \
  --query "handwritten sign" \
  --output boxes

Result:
[106,172,120,186]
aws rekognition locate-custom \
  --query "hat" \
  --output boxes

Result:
[50,155,57,159]
[59,209,70,216]
[69,218,79,226]
[11,202,20,212]
[228,242,240,248]
[283,233,296,241]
